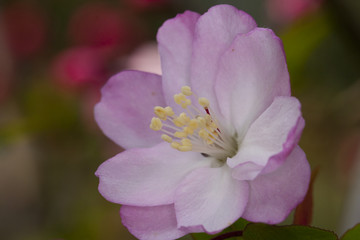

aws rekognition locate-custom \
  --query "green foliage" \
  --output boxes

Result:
[242,224,338,240]
[23,82,79,133]
[191,222,340,240]
[281,10,331,88]
[341,224,360,240]
[191,218,249,240]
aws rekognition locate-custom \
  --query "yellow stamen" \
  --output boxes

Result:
[149,86,236,156]
[197,117,206,127]
[173,118,185,127]
[154,106,167,120]
[164,106,174,116]
[181,86,192,96]
[174,131,187,138]
[178,145,192,152]
[174,93,186,105]
[181,138,192,146]
[181,99,191,109]
[171,141,181,150]
[188,119,199,130]
[178,113,190,125]
[150,117,162,131]
[198,129,209,140]
[183,126,194,135]
[161,134,173,143]
[199,97,210,107]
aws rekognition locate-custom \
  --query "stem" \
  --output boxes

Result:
[210,231,243,240]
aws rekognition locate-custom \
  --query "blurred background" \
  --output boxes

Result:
[0,0,360,239]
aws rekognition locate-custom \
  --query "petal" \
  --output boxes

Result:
[190,5,257,113]
[228,161,264,181]
[215,28,291,139]
[94,70,166,149]
[95,142,211,206]
[228,96,304,180]
[157,10,200,110]
[175,166,249,234]
[242,146,311,224]
[121,204,190,240]
[262,116,305,174]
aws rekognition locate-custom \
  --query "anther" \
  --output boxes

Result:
[181,86,192,96]
[178,113,190,124]
[178,145,192,152]
[174,131,187,138]
[174,93,186,105]
[197,117,206,127]
[164,106,174,116]
[171,141,181,149]
[173,118,185,127]
[198,129,209,140]
[161,134,173,143]
[183,126,194,135]
[181,99,191,109]
[199,97,210,108]
[181,138,192,146]
[154,106,167,120]
[188,119,199,130]
[150,117,162,131]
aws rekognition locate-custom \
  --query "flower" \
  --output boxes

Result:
[95,4,311,240]
[68,2,137,52]
[51,47,109,90]
[125,42,162,75]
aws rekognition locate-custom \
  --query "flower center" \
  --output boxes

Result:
[150,86,237,160]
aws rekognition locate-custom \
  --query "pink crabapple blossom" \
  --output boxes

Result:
[51,47,108,90]
[126,42,162,75]
[95,4,311,240]
[68,2,137,51]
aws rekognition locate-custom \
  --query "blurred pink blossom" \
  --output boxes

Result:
[51,47,109,90]
[2,2,47,60]
[125,42,162,75]
[68,3,136,51]
[266,0,324,24]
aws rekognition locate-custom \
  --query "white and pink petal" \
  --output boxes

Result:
[94,70,166,149]
[242,146,311,223]
[228,96,304,180]
[157,10,200,111]
[121,204,194,240]
[95,142,211,207]
[215,28,291,139]
[190,5,257,114]
[175,166,249,234]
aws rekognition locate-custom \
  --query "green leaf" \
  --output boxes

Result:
[281,10,331,88]
[341,223,360,240]
[190,218,249,240]
[243,224,338,240]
